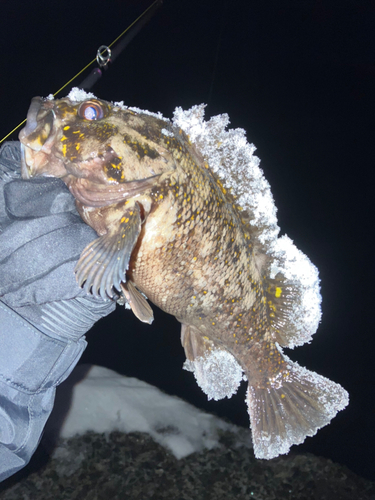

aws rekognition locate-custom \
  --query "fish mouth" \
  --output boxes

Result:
[19,97,67,179]
[19,97,55,152]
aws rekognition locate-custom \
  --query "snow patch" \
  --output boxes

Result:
[67,87,97,102]
[45,365,243,460]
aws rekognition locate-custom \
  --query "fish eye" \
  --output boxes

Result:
[78,100,105,121]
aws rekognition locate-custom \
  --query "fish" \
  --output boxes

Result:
[19,88,348,459]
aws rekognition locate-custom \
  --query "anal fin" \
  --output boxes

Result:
[181,324,244,401]
[75,203,142,299]
[120,281,154,324]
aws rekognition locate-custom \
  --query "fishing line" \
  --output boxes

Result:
[0,0,163,145]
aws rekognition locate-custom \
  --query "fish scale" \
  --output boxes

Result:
[19,90,348,460]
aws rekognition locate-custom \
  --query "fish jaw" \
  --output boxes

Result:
[19,97,69,179]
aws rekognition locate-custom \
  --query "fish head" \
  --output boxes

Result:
[19,95,176,206]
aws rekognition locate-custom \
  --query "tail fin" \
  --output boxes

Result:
[246,353,349,459]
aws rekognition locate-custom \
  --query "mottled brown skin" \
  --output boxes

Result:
[127,128,288,391]
[20,96,288,391]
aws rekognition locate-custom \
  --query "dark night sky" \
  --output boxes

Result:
[1,0,374,481]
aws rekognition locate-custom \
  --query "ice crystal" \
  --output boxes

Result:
[183,349,244,401]
[269,235,322,347]
[172,105,279,246]
[67,87,97,103]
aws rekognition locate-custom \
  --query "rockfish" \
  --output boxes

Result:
[19,88,348,459]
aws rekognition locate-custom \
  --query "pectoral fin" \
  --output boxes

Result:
[120,281,154,324]
[75,203,142,299]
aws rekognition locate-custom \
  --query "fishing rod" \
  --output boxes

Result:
[0,0,163,145]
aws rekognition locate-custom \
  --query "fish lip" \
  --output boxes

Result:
[19,97,55,153]
[19,97,60,178]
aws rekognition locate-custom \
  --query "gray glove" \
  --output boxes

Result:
[0,142,115,482]
[0,142,116,339]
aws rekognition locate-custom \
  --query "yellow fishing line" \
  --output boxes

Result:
[0,0,161,145]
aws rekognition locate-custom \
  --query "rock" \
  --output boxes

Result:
[0,429,374,500]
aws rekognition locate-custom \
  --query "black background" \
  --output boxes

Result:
[1,0,374,481]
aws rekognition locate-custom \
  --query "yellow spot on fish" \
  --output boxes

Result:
[275,287,282,298]
[281,394,286,399]
[121,217,126,223]
[216,179,227,194]
[63,126,70,130]
[159,194,163,199]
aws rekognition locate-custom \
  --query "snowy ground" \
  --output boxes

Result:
[2,364,373,500]
[44,364,250,460]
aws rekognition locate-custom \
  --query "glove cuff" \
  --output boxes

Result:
[0,301,86,393]
[40,295,115,341]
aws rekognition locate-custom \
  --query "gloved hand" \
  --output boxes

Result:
[0,141,116,482]
[0,141,116,339]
